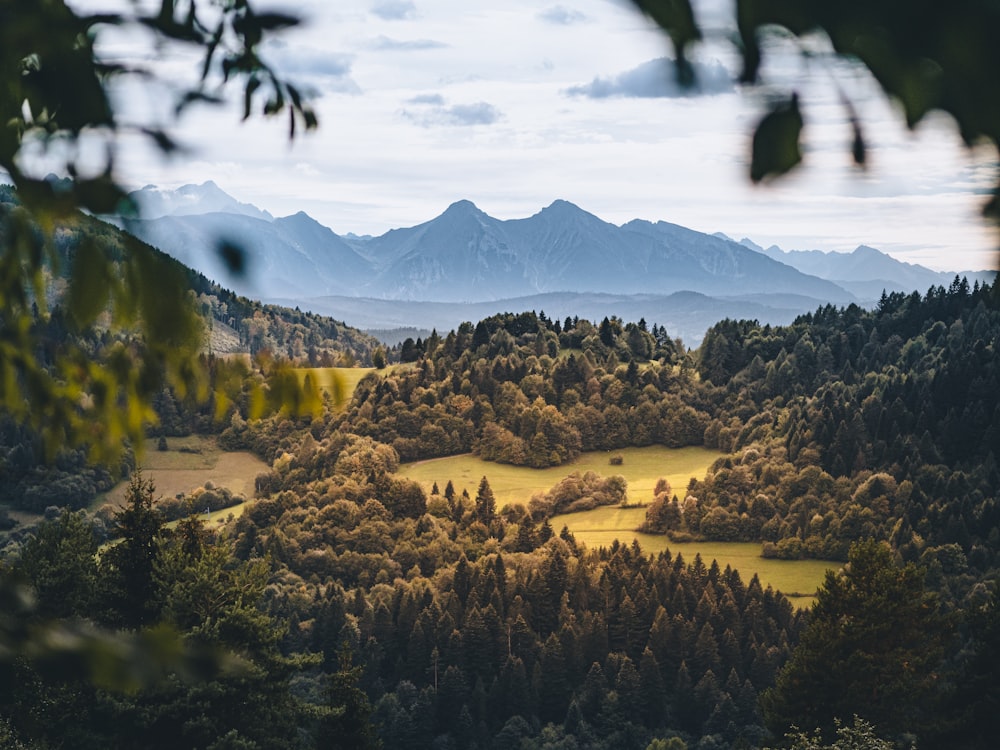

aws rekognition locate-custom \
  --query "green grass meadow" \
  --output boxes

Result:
[293,367,370,407]
[553,504,834,607]
[400,445,832,607]
[101,435,267,512]
[399,445,723,508]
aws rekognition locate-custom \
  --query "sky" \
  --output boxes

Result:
[70,1,1000,271]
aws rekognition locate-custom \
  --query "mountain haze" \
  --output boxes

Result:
[121,183,994,342]
[279,290,818,347]
[740,238,996,301]
[125,187,865,303]
[129,181,273,221]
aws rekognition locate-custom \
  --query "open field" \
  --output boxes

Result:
[400,446,830,608]
[554,504,834,607]
[100,435,267,509]
[398,445,724,508]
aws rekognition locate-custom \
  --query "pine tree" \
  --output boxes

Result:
[475,476,497,524]
[761,539,949,744]
[100,470,166,628]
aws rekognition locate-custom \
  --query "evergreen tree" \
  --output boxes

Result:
[100,470,166,628]
[12,510,99,619]
[761,539,949,744]
[475,476,497,525]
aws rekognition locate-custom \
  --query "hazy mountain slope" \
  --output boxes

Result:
[129,185,863,306]
[623,220,858,302]
[272,212,375,283]
[129,181,273,221]
[502,200,648,293]
[124,211,374,300]
[742,239,997,299]
[363,200,527,300]
[361,199,858,302]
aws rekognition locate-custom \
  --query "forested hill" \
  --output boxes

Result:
[197,278,998,748]
[687,282,1000,576]
[234,279,1000,586]
[5,266,1000,746]
[227,278,999,584]
[0,186,379,514]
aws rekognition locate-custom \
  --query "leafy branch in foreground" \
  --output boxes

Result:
[0,574,246,694]
[630,0,1000,213]
[0,1,321,459]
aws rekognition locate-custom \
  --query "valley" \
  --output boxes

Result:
[3,184,999,750]
[399,445,722,508]
[4,2,1000,746]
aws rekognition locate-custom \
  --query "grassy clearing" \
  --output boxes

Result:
[163,501,249,531]
[554,505,834,607]
[399,445,829,608]
[398,445,723,508]
[101,435,267,510]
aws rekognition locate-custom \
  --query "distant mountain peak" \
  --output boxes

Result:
[442,199,482,215]
[543,199,579,211]
[279,210,319,223]
[852,244,883,257]
[738,237,764,253]
[534,199,610,228]
[128,182,273,221]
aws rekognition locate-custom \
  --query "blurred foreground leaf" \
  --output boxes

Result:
[751,94,803,183]
[0,574,247,693]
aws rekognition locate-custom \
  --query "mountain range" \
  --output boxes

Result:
[735,237,987,300]
[120,182,996,345]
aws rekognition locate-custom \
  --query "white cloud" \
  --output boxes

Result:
[407,93,446,105]
[371,1,417,21]
[402,99,503,127]
[444,102,503,125]
[566,57,734,98]
[538,6,589,25]
[263,46,361,94]
[369,35,447,51]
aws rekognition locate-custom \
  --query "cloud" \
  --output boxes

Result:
[371,1,416,20]
[407,93,446,105]
[265,47,361,94]
[369,35,447,51]
[566,57,734,99]
[538,6,588,25]
[444,103,502,125]
[401,98,503,127]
